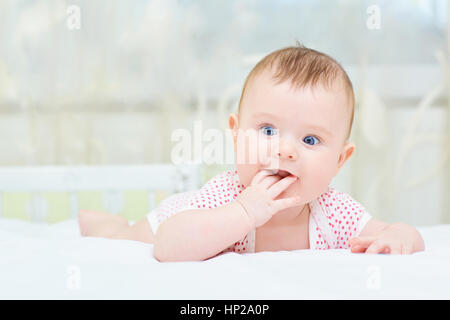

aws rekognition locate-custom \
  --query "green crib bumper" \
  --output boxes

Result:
[0,190,170,223]
[0,163,228,223]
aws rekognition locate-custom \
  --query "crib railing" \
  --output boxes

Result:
[0,164,201,222]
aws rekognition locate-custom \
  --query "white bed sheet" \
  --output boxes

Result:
[0,218,449,299]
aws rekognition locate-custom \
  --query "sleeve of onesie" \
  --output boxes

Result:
[146,170,241,236]
[146,190,201,235]
[319,188,372,249]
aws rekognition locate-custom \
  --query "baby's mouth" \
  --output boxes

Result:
[266,168,297,179]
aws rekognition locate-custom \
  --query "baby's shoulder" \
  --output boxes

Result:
[200,169,243,192]
[314,187,369,219]
[191,169,244,208]
[160,169,243,211]
[148,169,244,234]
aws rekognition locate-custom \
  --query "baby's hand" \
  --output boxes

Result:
[349,223,423,255]
[235,169,302,228]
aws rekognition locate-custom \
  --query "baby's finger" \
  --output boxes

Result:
[267,175,297,199]
[365,240,388,254]
[259,174,282,189]
[250,169,277,186]
[272,195,302,211]
[401,243,414,255]
[389,245,402,255]
[348,237,376,248]
[350,245,367,253]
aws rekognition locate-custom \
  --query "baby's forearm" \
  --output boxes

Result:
[153,201,252,262]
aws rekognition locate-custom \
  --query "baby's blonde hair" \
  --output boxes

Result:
[238,44,355,142]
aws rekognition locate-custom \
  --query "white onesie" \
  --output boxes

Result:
[146,168,372,254]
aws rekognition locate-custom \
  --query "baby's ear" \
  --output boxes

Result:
[228,113,239,140]
[337,142,355,170]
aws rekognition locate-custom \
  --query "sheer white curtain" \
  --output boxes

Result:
[0,0,448,225]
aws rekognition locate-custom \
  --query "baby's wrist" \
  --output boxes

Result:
[233,199,255,230]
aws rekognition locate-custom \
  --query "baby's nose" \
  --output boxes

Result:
[276,144,298,160]
[273,136,298,161]
[276,151,297,160]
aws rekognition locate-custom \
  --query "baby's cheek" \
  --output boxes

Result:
[238,133,275,165]
[235,163,258,188]
[303,164,336,195]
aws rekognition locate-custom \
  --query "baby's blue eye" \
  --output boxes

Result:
[261,125,277,136]
[304,136,320,145]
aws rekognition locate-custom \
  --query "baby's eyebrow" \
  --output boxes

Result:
[305,124,333,137]
[254,112,280,120]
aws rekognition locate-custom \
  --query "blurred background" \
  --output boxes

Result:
[0,0,448,226]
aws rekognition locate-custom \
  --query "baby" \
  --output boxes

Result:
[78,44,425,261]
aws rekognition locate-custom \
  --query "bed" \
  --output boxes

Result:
[0,165,449,299]
[1,218,449,299]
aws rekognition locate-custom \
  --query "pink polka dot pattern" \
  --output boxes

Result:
[310,187,372,250]
[146,169,249,253]
[147,170,371,254]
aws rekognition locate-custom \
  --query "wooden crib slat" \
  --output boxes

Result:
[148,191,155,211]
[70,192,78,219]
[31,192,48,223]
[103,190,123,214]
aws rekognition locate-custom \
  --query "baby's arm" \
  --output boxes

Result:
[154,169,302,262]
[153,201,251,262]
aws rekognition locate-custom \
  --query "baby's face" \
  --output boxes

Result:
[229,71,355,203]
